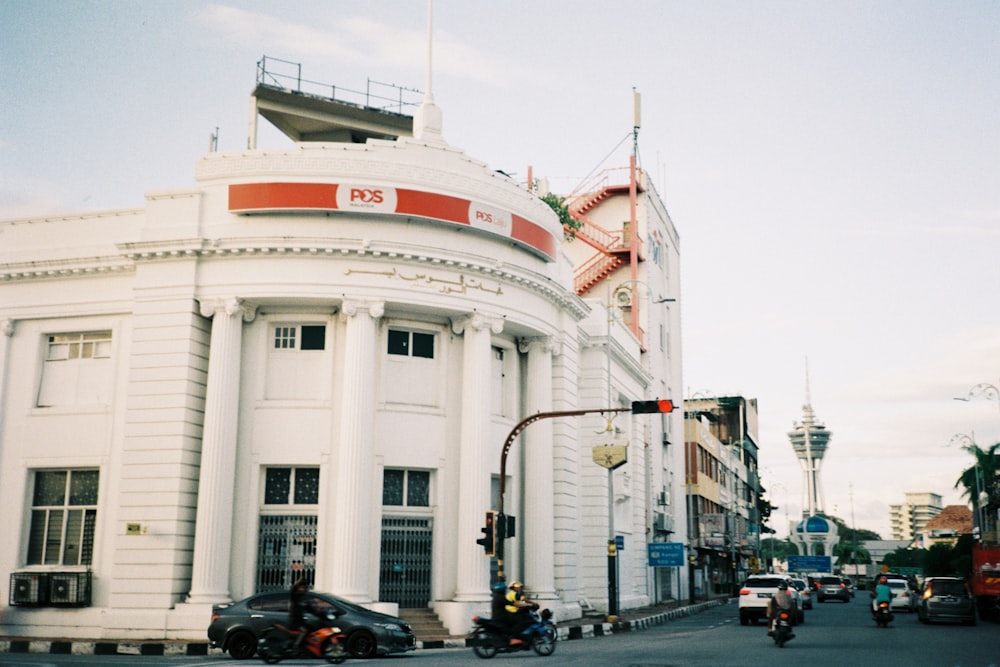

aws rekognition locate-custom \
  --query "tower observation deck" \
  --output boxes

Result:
[788,387,832,518]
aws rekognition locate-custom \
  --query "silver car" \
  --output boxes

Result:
[916,577,976,625]
[817,575,851,603]
[790,578,813,610]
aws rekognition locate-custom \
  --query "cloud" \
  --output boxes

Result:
[197,4,366,62]
[196,5,539,88]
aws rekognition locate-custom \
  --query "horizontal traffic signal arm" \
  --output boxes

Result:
[497,402,673,512]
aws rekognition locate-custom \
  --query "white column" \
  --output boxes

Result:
[186,298,256,604]
[519,336,558,600]
[452,312,504,601]
[0,319,12,444]
[329,299,383,602]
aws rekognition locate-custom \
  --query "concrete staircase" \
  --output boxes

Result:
[397,608,461,644]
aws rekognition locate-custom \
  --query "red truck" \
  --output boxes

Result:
[971,542,1000,619]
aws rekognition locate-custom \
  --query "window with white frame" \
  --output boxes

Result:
[384,327,439,406]
[382,469,430,507]
[265,323,329,400]
[387,330,434,358]
[27,470,99,566]
[37,331,113,407]
[262,467,320,506]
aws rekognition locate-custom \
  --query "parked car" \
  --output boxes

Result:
[887,579,916,612]
[791,577,813,610]
[208,590,417,659]
[917,577,977,625]
[817,575,851,603]
[738,575,802,625]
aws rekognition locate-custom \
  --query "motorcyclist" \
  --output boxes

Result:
[767,580,795,636]
[871,575,893,616]
[289,578,312,649]
[503,581,536,645]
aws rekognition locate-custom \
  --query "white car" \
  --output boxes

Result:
[888,579,916,612]
[738,575,803,625]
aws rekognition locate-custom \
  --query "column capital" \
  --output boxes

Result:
[198,297,257,322]
[450,312,504,336]
[341,299,385,320]
[1,318,13,337]
[518,335,561,356]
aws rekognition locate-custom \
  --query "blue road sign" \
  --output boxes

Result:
[648,542,685,567]
[787,555,832,572]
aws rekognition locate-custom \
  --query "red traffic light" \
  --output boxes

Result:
[476,511,496,556]
[631,399,674,414]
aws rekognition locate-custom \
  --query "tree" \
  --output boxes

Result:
[761,537,798,563]
[883,546,925,571]
[833,541,871,566]
[813,514,879,567]
[954,441,1000,538]
[538,191,581,239]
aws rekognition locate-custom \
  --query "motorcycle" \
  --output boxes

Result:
[771,609,795,648]
[873,600,894,628]
[468,605,557,659]
[256,610,348,664]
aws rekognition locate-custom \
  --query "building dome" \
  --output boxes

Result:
[796,515,834,534]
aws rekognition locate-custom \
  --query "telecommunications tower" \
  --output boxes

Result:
[787,366,832,517]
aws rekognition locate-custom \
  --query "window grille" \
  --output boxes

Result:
[379,517,432,608]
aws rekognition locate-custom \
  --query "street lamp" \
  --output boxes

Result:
[950,432,989,537]
[954,382,1000,411]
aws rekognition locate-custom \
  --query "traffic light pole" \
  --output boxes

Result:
[492,400,673,583]
[493,407,632,582]
[477,399,674,620]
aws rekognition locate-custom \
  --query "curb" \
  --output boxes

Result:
[0,599,729,655]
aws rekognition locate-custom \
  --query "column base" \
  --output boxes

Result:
[181,592,232,606]
[435,599,492,636]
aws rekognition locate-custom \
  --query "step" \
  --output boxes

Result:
[397,608,459,641]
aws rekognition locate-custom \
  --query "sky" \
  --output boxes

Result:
[2,1,999,539]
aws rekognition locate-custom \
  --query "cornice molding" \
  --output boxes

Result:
[2,236,587,319]
[0,256,134,282]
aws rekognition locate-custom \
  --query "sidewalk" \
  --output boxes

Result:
[0,598,732,656]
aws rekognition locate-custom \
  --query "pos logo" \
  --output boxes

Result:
[337,185,397,211]
[468,203,512,236]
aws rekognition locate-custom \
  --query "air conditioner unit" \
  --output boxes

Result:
[653,512,673,533]
[49,572,92,606]
[9,573,47,606]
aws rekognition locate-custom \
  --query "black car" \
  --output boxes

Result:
[208,590,417,659]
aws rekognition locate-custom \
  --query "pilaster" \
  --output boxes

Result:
[519,336,558,599]
[328,299,384,602]
[451,312,503,601]
[185,298,256,604]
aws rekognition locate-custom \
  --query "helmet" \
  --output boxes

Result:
[777,581,788,590]
[510,581,523,589]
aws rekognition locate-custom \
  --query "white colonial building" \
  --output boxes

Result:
[0,63,685,641]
